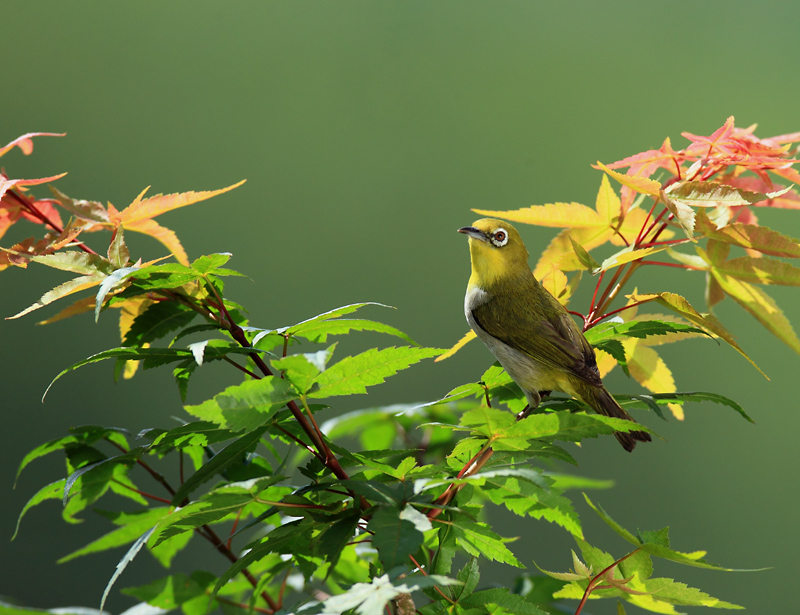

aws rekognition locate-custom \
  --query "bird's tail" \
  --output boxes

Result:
[582,386,651,452]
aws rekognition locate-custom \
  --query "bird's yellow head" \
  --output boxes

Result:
[458,218,530,288]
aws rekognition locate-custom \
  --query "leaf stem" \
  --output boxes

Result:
[275,425,324,462]
[227,508,243,550]
[426,437,497,520]
[409,553,455,605]
[574,549,640,615]
[643,237,689,247]
[638,206,669,245]
[6,189,99,255]
[589,270,606,316]
[198,285,352,483]
[587,264,627,326]
[110,479,172,504]
[222,356,261,379]
[103,437,177,497]
[299,396,331,464]
[588,300,650,327]
[635,198,660,247]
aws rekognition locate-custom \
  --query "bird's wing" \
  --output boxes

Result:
[470,291,603,387]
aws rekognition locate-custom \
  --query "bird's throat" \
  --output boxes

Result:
[467,240,510,289]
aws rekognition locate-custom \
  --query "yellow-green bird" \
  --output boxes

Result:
[459,218,651,452]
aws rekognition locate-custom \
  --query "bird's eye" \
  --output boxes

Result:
[491,229,508,247]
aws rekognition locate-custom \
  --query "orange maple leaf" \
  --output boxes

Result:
[682,116,738,158]
[0,132,65,158]
[601,137,683,179]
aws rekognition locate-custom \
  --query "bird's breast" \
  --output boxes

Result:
[464,284,558,397]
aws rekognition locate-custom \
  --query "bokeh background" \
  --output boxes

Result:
[3,2,799,613]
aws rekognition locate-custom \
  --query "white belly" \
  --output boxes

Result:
[464,286,561,407]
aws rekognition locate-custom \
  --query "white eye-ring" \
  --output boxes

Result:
[490,229,508,247]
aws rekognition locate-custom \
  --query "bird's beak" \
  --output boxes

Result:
[458,226,488,243]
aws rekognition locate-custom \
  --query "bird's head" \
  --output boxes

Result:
[458,218,530,288]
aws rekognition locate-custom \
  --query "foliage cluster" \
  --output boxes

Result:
[2,119,798,614]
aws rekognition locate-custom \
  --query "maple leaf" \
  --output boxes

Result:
[628,291,766,379]
[0,132,65,158]
[682,116,738,159]
[595,162,661,200]
[767,129,800,145]
[117,296,153,379]
[601,137,683,180]
[720,175,800,210]
[0,173,69,204]
[103,181,245,264]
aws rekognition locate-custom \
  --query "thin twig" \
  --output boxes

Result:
[110,479,172,504]
[104,437,176,497]
[574,549,640,615]
[6,189,98,255]
[638,260,694,269]
[223,356,261,379]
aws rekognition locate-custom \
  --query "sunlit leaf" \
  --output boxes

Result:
[661,189,696,238]
[113,181,246,226]
[534,228,610,276]
[602,137,681,178]
[58,508,169,563]
[50,186,109,223]
[711,270,800,354]
[435,330,477,363]
[0,132,65,157]
[664,180,790,212]
[123,217,188,265]
[95,265,141,322]
[320,573,459,615]
[473,202,605,228]
[292,318,416,345]
[184,376,296,431]
[7,273,105,319]
[584,494,760,571]
[682,115,736,158]
[585,319,709,345]
[696,211,800,257]
[479,473,583,538]
[628,292,766,378]
[714,256,800,286]
[272,347,336,395]
[596,162,661,197]
[569,236,601,272]
[5,250,112,276]
[310,346,442,398]
[598,242,686,272]
[449,517,522,567]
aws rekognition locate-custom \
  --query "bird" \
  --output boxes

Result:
[458,218,651,452]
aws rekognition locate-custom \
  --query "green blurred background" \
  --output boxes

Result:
[3,2,799,613]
